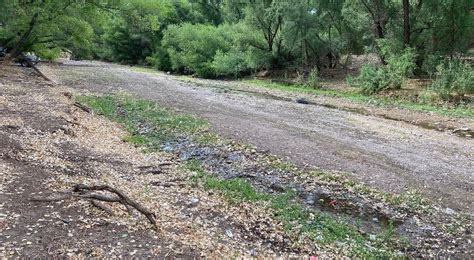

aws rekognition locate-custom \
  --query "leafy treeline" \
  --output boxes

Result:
[1,0,472,95]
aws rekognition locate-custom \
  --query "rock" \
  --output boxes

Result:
[188,197,199,207]
[257,70,270,77]
[250,249,258,256]
[296,98,309,104]
[452,127,469,133]
[306,197,316,205]
[270,183,285,192]
[420,225,436,232]
[445,207,455,215]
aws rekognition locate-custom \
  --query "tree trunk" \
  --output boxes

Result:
[5,12,39,61]
[403,0,411,47]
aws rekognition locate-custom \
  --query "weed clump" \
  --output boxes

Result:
[430,60,473,101]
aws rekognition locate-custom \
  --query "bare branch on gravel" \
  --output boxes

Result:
[73,184,157,225]
[30,184,157,225]
[90,200,115,215]
[73,101,92,113]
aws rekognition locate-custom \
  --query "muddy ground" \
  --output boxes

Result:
[42,60,473,215]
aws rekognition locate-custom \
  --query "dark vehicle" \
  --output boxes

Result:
[0,47,40,67]
[16,53,40,67]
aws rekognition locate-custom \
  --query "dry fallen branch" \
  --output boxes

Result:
[30,63,52,82]
[73,102,92,113]
[73,184,157,225]
[30,184,157,225]
[22,58,53,82]
[90,200,115,215]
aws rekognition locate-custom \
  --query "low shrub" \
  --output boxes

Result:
[348,64,388,95]
[384,47,417,88]
[145,47,172,71]
[296,68,320,88]
[430,60,473,101]
[305,68,320,88]
[349,44,416,95]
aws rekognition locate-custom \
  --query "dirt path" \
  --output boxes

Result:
[43,60,473,215]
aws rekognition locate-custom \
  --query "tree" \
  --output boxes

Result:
[403,0,410,46]
[189,0,224,25]
[100,0,200,64]
[0,0,111,60]
[245,1,285,53]
[358,0,398,64]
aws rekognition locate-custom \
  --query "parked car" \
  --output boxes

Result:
[0,48,40,66]
[17,52,40,67]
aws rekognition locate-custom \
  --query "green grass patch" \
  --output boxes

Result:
[76,94,208,149]
[245,79,473,118]
[185,160,401,257]
[194,132,223,145]
[130,66,164,75]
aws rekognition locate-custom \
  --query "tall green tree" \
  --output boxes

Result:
[0,0,112,60]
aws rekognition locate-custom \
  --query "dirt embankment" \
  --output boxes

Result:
[1,63,472,257]
[0,66,302,258]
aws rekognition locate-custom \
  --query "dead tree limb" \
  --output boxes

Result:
[30,184,157,225]
[25,58,52,82]
[73,184,157,225]
[90,200,115,215]
[73,102,92,113]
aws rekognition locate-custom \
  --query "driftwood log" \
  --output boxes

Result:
[31,184,156,225]
[25,58,52,82]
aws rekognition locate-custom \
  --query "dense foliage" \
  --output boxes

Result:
[1,0,472,96]
[430,60,474,100]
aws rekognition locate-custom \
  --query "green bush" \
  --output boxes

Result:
[430,60,473,100]
[162,22,267,78]
[348,64,388,95]
[32,46,62,61]
[162,23,231,78]
[349,45,416,95]
[305,68,320,88]
[212,49,250,78]
[384,47,417,88]
[145,47,172,71]
[421,54,444,78]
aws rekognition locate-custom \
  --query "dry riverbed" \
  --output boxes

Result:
[0,63,472,257]
[43,60,473,214]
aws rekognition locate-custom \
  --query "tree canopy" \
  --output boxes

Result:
[1,0,472,80]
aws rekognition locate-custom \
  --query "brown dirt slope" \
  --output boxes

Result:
[0,66,302,258]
